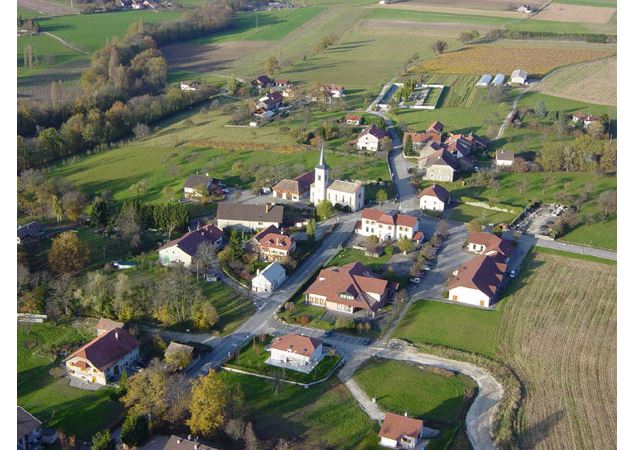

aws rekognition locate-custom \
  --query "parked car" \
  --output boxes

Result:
[509,269,517,278]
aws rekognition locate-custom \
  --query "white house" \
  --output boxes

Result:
[310,146,365,212]
[251,262,286,293]
[65,328,139,386]
[266,333,324,373]
[158,224,224,268]
[511,69,528,85]
[379,413,425,449]
[496,149,515,167]
[180,81,199,91]
[448,254,507,308]
[17,407,42,450]
[419,184,450,212]
[356,124,389,151]
[356,208,421,241]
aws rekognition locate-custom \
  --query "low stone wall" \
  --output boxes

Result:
[463,200,516,214]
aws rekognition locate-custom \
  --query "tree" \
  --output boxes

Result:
[375,189,388,205]
[90,193,114,227]
[487,84,505,104]
[61,191,87,223]
[91,430,114,450]
[153,267,203,325]
[123,359,169,427]
[48,232,90,274]
[365,234,379,250]
[116,202,142,249]
[50,80,63,107]
[120,413,149,448]
[264,55,281,76]
[396,236,414,254]
[403,134,414,156]
[165,346,193,371]
[534,101,547,117]
[511,157,528,173]
[431,40,448,55]
[82,271,112,317]
[244,422,261,450]
[598,190,617,218]
[49,194,64,225]
[133,123,150,139]
[467,219,482,233]
[587,120,605,139]
[23,43,33,68]
[191,301,219,330]
[379,136,392,151]
[306,218,316,242]
[599,141,616,174]
[187,370,228,437]
[436,219,451,238]
[316,200,335,221]
[129,180,148,199]
[458,31,472,44]
[195,241,216,273]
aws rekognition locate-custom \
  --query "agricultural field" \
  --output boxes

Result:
[380,0,530,13]
[553,0,615,5]
[533,2,615,23]
[537,56,616,106]
[18,0,76,17]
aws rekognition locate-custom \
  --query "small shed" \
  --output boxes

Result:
[492,73,505,86]
[511,69,528,85]
[476,74,492,87]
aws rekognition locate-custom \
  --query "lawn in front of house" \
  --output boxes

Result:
[17,322,124,440]
[446,203,517,225]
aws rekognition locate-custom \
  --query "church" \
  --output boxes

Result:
[309,146,365,212]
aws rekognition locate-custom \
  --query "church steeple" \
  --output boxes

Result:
[312,143,329,206]
[316,142,328,170]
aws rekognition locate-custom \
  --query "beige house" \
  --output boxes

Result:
[266,333,324,373]
[216,203,284,232]
[419,149,459,182]
[272,171,314,201]
[356,208,421,242]
[257,230,296,262]
[448,253,507,308]
[379,413,425,449]
[467,232,514,259]
[310,146,365,212]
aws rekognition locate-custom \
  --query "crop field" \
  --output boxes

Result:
[18,0,76,16]
[533,2,615,23]
[537,56,616,106]
[553,0,616,5]
[382,0,530,13]
[415,44,614,76]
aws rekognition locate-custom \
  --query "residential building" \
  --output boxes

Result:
[257,230,296,262]
[251,262,286,293]
[426,120,444,134]
[496,149,515,167]
[17,221,44,245]
[96,318,124,336]
[419,184,450,212]
[379,412,425,449]
[18,407,42,450]
[419,149,459,182]
[252,75,273,89]
[216,203,284,231]
[467,232,514,259]
[158,224,224,267]
[272,171,315,201]
[448,253,507,307]
[322,84,345,98]
[148,435,221,450]
[256,91,284,111]
[179,81,199,91]
[402,130,443,156]
[356,124,389,151]
[511,69,528,85]
[273,79,291,87]
[304,262,393,316]
[266,333,324,373]
[183,174,223,199]
[345,114,362,125]
[65,328,139,386]
[310,146,365,212]
[356,208,420,241]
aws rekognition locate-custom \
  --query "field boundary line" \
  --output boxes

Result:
[43,31,89,55]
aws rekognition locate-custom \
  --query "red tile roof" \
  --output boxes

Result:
[449,254,507,298]
[67,328,138,372]
[158,224,223,257]
[361,208,418,229]
[420,184,450,202]
[270,333,322,357]
[379,413,424,441]
[258,232,295,252]
[468,232,514,257]
[253,225,280,242]
[427,120,444,134]
[345,114,361,121]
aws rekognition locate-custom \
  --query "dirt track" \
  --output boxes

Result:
[18,0,76,16]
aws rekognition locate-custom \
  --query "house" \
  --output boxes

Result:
[266,333,324,373]
[17,221,44,245]
[310,146,365,212]
[402,131,443,158]
[322,84,345,98]
[257,91,284,111]
[379,412,425,449]
[345,114,362,126]
[65,328,139,386]
[304,262,394,316]
[180,81,199,91]
[251,262,286,293]
[356,124,389,151]
[449,253,507,307]
[272,170,315,201]
[517,4,535,13]
[257,230,296,262]
[150,435,220,450]
[572,112,601,129]
[420,149,459,182]
[492,73,505,86]
[511,69,528,85]
[496,149,515,167]
[356,208,420,241]
[476,74,492,87]
[273,79,291,87]
[252,75,273,89]
[158,224,224,267]
[419,184,450,212]
[216,203,284,232]
[18,407,42,450]
[96,318,124,336]
[467,231,514,259]
[183,174,223,199]
[444,134,474,159]
[427,120,444,135]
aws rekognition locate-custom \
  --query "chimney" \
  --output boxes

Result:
[176,438,182,444]
[404,411,408,417]
[265,203,270,214]
[115,331,119,340]
[188,434,192,441]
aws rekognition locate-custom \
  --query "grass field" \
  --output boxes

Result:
[219,372,378,449]
[18,321,124,440]
[446,203,517,225]
[17,33,86,70]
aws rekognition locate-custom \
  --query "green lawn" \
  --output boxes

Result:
[201,281,256,335]
[327,247,391,272]
[18,322,124,440]
[219,371,378,449]
[559,218,616,250]
[446,204,517,225]
[17,33,88,76]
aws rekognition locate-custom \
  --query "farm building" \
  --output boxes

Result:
[492,74,505,86]
[179,81,199,91]
[419,149,460,182]
[511,69,528,85]
[476,74,492,87]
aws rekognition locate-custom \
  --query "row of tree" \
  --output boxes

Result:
[485,29,616,44]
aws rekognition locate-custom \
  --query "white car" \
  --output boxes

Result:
[509,270,517,278]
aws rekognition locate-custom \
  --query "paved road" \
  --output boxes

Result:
[520,234,616,260]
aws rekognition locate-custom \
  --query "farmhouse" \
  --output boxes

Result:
[496,149,515,167]
[449,253,507,307]
[65,328,139,386]
[251,262,286,293]
[179,81,199,91]
[467,231,514,259]
[476,74,492,87]
[158,224,224,267]
[310,147,365,212]
[356,124,389,151]
[17,221,44,245]
[304,262,393,316]
[511,69,528,85]
[252,75,273,89]
[18,406,42,450]
[266,333,324,373]
[356,208,421,241]
[379,412,425,449]
[419,149,459,182]
[183,174,224,199]
[257,229,296,262]
[345,114,362,126]
[273,79,291,87]
[272,171,315,201]
[572,112,601,129]
[419,184,450,212]
[216,203,284,231]
[322,84,345,98]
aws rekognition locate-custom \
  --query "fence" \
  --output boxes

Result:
[17,313,47,323]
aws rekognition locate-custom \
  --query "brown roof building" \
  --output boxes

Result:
[420,184,450,203]
[216,203,284,232]
[257,231,296,262]
[427,120,444,134]
[161,435,221,450]
[357,208,421,242]
[467,232,514,258]
[270,333,322,358]
[449,253,507,305]
[272,171,315,201]
[379,413,424,448]
[96,318,124,336]
[159,224,224,267]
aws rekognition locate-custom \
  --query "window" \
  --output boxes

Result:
[452,295,458,301]
[318,175,321,181]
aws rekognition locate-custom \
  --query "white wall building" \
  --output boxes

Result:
[419,184,450,212]
[356,124,389,152]
[251,262,286,293]
[310,146,365,212]
[511,69,528,84]
[356,208,420,241]
[379,413,424,449]
[267,334,324,373]
[158,224,223,268]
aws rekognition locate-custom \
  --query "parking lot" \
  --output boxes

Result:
[513,203,566,236]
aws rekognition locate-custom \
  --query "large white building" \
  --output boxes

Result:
[266,333,324,373]
[251,262,286,293]
[356,208,422,242]
[448,253,507,308]
[310,146,365,212]
[419,184,450,212]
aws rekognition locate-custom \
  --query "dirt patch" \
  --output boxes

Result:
[359,19,496,36]
[18,0,76,16]
[163,40,269,75]
[533,3,616,23]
